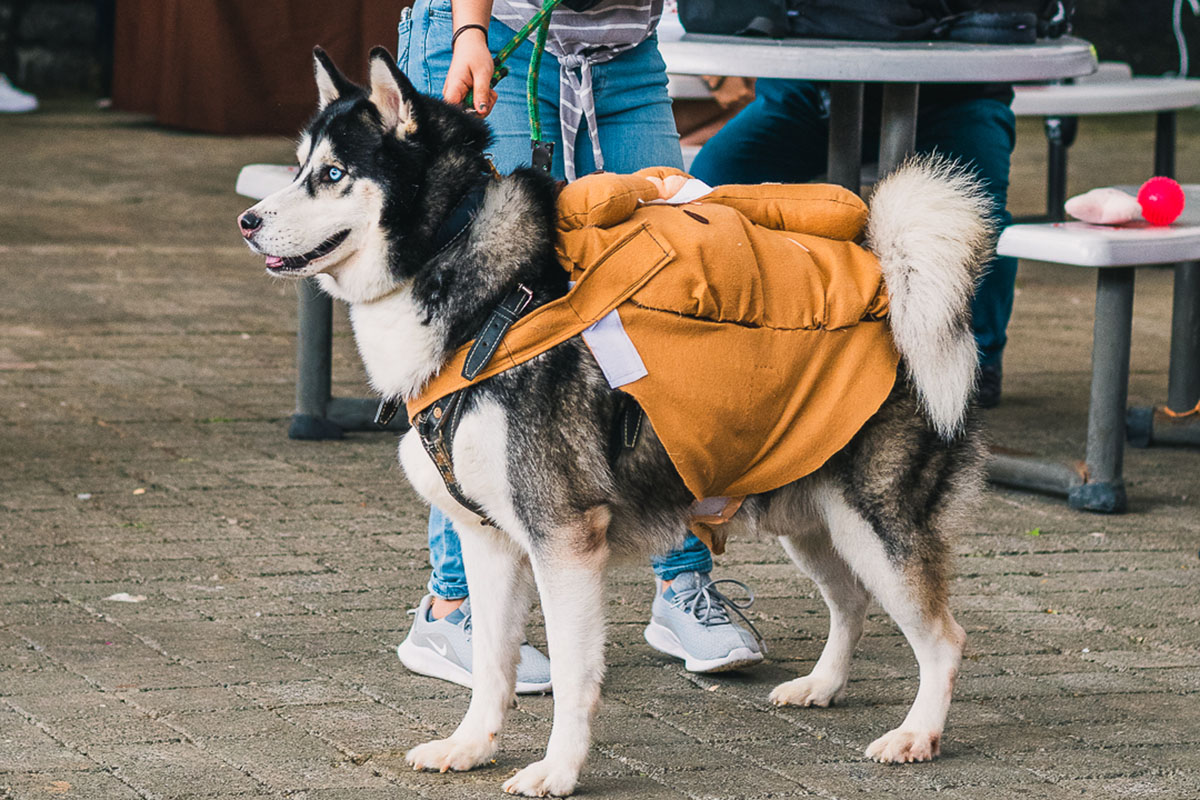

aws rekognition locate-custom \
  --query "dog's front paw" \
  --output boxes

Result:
[406,734,497,773]
[865,728,940,763]
[502,758,579,797]
[769,674,844,708]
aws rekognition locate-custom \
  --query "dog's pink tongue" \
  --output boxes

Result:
[265,255,284,268]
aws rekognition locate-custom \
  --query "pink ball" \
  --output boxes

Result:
[1137,176,1185,226]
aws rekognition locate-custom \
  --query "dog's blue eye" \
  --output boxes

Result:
[326,166,344,182]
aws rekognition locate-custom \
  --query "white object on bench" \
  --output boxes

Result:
[667,74,711,100]
[236,163,297,201]
[1063,187,1141,225]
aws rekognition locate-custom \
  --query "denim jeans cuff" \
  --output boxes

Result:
[653,556,714,582]
[427,576,469,601]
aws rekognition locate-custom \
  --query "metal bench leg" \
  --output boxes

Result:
[878,83,919,177]
[1166,260,1200,415]
[990,268,1134,512]
[288,278,343,440]
[827,82,864,195]
[1069,267,1134,512]
[1129,261,1200,448]
[1044,115,1077,222]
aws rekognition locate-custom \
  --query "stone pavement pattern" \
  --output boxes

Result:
[1,104,1199,800]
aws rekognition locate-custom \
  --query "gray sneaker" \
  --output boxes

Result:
[644,571,765,673]
[397,594,552,694]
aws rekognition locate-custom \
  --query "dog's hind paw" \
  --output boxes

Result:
[865,728,940,763]
[769,674,844,708]
[406,734,497,773]
[502,758,579,797]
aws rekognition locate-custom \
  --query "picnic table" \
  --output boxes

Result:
[657,31,1097,193]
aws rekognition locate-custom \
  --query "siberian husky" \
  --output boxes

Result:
[238,47,992,797]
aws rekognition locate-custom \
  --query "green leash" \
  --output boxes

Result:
[465,0,562,172]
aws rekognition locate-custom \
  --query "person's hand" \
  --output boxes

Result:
[443,28,496,116]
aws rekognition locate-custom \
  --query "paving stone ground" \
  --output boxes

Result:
[1,102,1199,800]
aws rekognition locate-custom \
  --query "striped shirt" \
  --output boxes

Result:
[491,0,664,180]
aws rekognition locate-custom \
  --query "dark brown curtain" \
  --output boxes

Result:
[112,0,413,135]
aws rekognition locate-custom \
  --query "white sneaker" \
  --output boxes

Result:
[0,74,38,113]
[397,595,552,694]
[644,571,765,673]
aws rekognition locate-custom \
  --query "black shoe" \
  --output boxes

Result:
[977,363,1002,409]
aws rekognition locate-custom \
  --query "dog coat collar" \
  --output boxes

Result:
[429,172,495,257]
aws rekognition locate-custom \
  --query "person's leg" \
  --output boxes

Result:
[576,39,764,671]
[689,79,830,185]
[649,533,712,581]
[402,12,759,672]
[426,506,469,602]
[915,97,1018,403]
[395,2,553,691]
[0,0,37,113]
[400,501,552,692]
[578,35,683,175]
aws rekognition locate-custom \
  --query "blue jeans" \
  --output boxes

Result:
[398,0,684,175]
[399,0,709,600]
[690,79,1018,368]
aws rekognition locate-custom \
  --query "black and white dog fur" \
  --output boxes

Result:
[239,48,992,797]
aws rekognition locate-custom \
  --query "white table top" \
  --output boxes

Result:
[997,186,1200,267]
[657,33,1096,84]
[1012,78,1200,116]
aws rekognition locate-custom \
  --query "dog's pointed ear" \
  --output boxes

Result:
[367,47,418,137]
[313,47,355,110]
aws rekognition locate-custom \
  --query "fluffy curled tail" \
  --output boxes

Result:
[867,154,994,440]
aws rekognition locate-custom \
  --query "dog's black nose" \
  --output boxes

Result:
[239,211,262,236]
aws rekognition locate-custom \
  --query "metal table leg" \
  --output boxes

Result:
[827,82,864,195]
[1044,115,1078,222]
[878,83,919,177]
[988,268,1135,513]
[1154,110,1176,178]
[1128,260,1200,448]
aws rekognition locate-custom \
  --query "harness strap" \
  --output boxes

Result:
[430,176,493,256]
[413,389,493,522]
[391,226,671,524]
[463,285,534,379]
[376,283,535,429]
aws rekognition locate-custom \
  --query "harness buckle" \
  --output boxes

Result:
[531,139,555,173]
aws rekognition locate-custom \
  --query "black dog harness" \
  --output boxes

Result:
[405,285,534,523]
